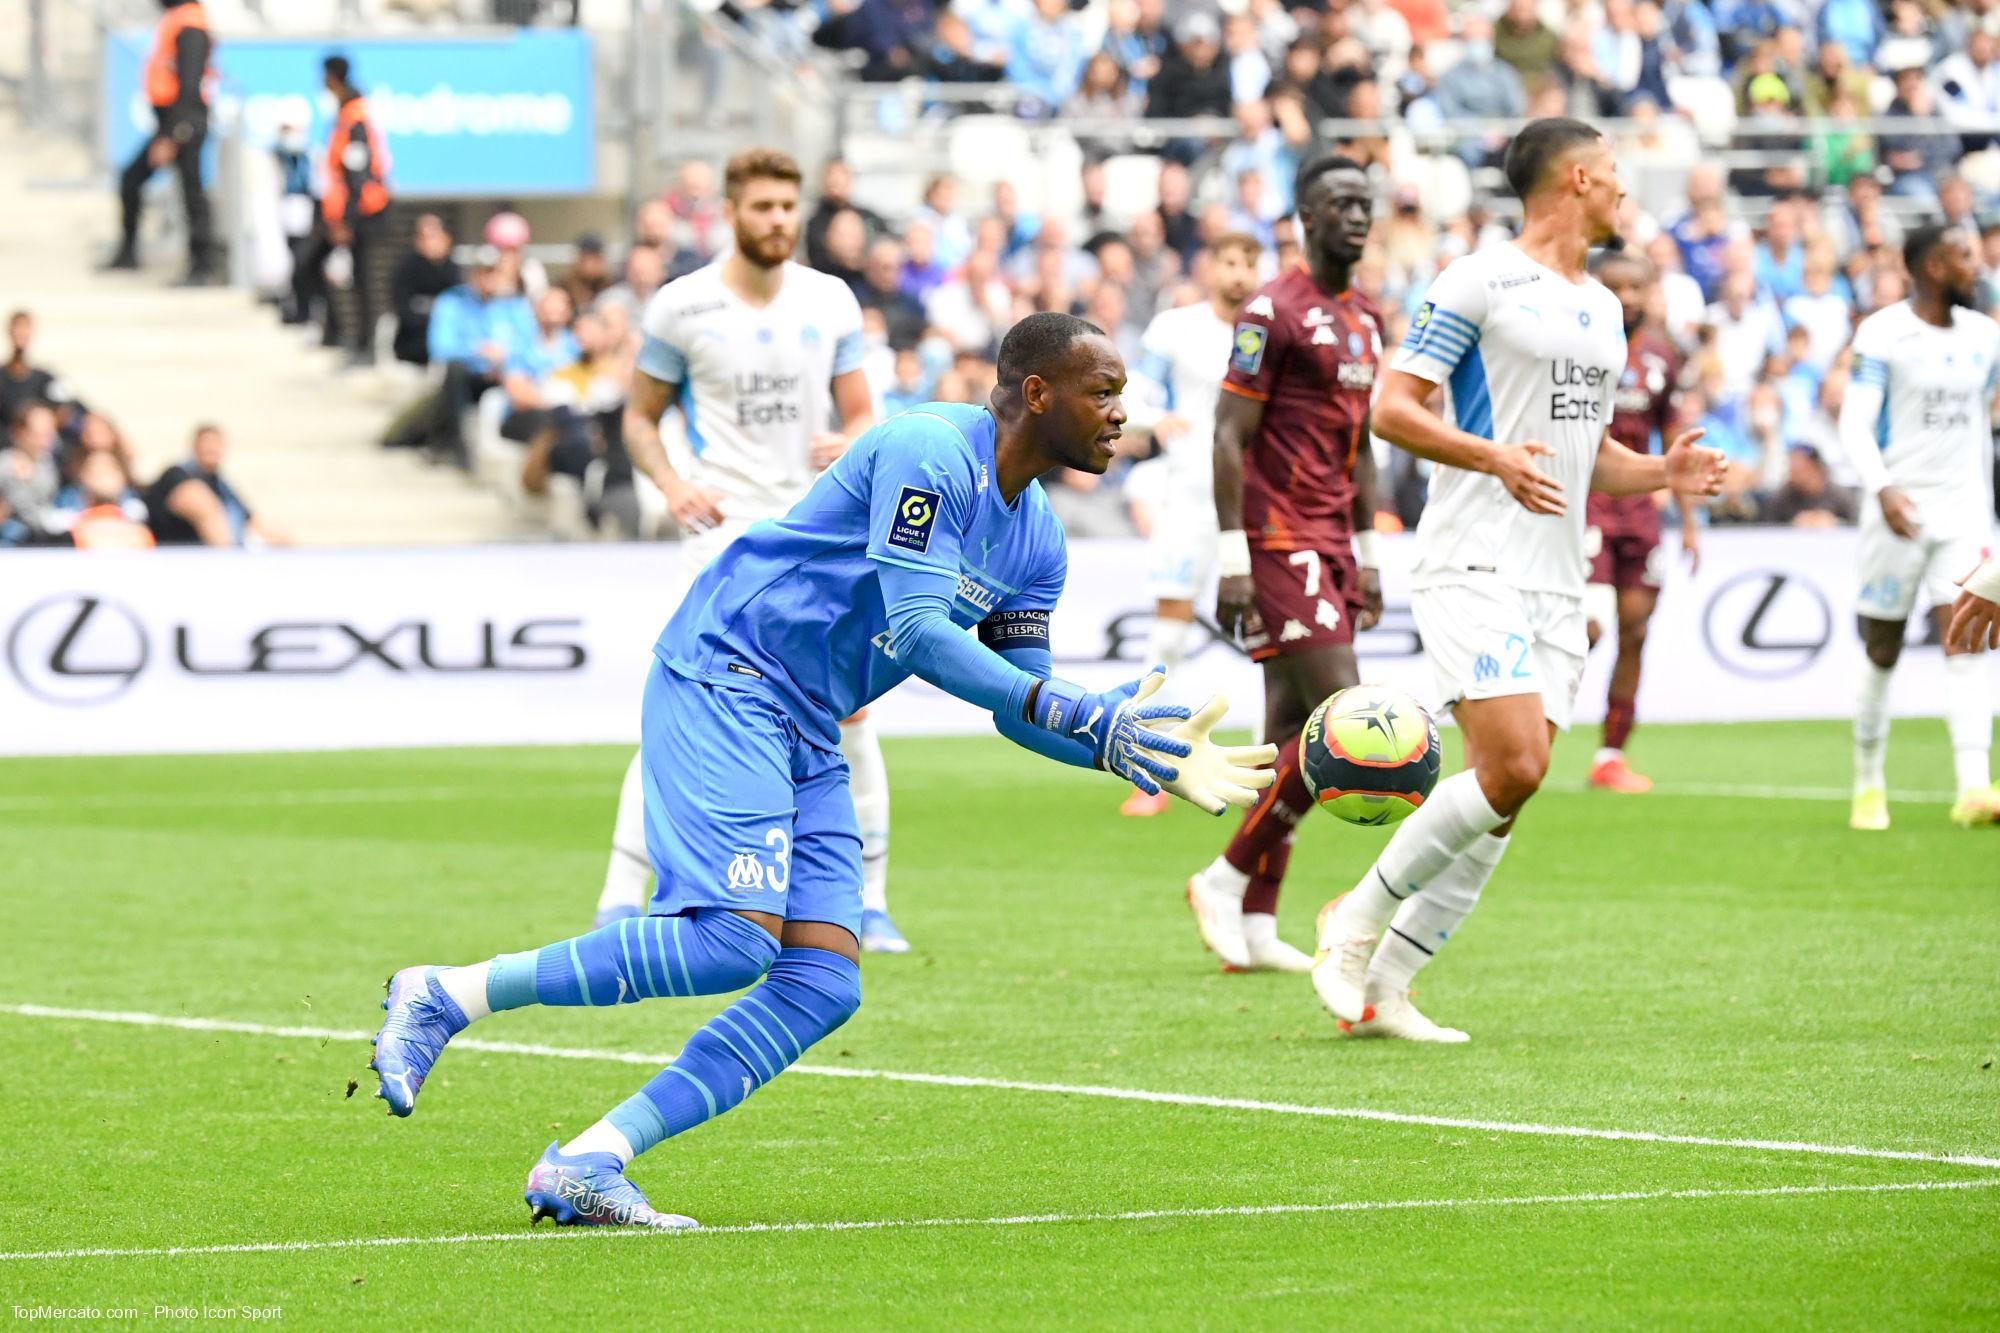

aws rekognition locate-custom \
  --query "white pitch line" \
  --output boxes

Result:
[0,780,1961,814]
[8,1003,1999,1172]
[0,783,606,814]
[3,1178,1993,1264]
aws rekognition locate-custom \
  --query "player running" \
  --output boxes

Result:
[1182,155,1384,973]
[1119,233,1265,817]
[367,313,1277,1230]
[1841,224,2000,830]
[1581,251,1699,793]
[601,148,909,953]
[1313,119,1724,1041]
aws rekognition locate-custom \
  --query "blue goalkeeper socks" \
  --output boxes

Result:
[483,909,778,1011]
[604,946,862,1158]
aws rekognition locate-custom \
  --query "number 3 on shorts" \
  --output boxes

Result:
[1288,550,1321,596]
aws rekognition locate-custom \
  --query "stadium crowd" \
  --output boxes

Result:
[0,311,284,549]
[20,0,2000,549]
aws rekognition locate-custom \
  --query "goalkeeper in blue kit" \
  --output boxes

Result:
[368,313,1277,1229]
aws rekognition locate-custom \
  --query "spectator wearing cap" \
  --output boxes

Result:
[146,424,287,547]
[388,213,459,368]
[1880,66,1956,200]
[1436,13,1526,166]
[562,234,613,312]
[484,211,547,299]
[1,401,62,540]
[422,249,539,468]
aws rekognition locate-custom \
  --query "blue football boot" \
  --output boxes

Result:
[524,1142,697,1230]
[859,908,910,954]
[368,966,467,1117]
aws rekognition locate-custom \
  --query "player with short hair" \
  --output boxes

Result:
[1119,232,1265,818]
[1581,251,1700,793]
[601,148,909,952]
[368,313,1277,1229]
[1181,155,1384,972]
[1841,224,2000,830]
[1314,118,1724,1041]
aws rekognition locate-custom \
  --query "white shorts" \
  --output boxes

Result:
[1413,579,1589,731]
[1856,506,1994,622]
[1147,493,1219,603]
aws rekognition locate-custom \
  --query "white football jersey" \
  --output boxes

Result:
[637,260,866,524]
[1846,301,2000,531]
[1133,301,1235,502]
[1392,242,1626,596]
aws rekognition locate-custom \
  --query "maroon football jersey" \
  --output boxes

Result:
[1609,332,1680,456]
[1219,266,1379,552]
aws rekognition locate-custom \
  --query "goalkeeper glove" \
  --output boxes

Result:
[1032,668,1192,793]
[1141,694,1279,815]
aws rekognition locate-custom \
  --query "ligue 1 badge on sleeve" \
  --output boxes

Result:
[887,485,942,554]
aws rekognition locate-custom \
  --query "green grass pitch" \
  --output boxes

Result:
[2,721,1996,1328]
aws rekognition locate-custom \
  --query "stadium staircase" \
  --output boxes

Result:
[0,102,519,545]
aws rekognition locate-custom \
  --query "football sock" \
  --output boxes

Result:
[841,716,893,915]
[1241,911,1281,950]
[594,750,653,919]
[596,946,862,1164]
[1601,693,1636,755]
[436,909,779,1024]
[1197,855,1250,899]
[1854,663,1893,793]
[1147,614,1192,670]
[1943,653,1993,795]
[1222,734,1309,889]
[1368,832,1510,994]
[1330,770,1506,938]
[1242,837,1295,916]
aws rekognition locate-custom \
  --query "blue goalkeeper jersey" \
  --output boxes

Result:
[656,402,1070,749]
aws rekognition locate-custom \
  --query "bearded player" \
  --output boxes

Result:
[1581,250,1699,793]
[1120,232,1265,817]
[1842,224,2000,830]
[602,148,909,953]
[1314,119,1725,1041]
[1182,155,1384,972]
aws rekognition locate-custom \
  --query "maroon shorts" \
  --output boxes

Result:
[1586,494,1664,592]
[1244,542,1360,661]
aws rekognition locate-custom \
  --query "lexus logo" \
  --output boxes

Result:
[6,594,150,705]
[1701,570,1832,679]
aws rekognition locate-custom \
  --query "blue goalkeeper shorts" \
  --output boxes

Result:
[639,656,862,939]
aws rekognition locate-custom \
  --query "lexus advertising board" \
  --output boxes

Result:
[1,533,1988,755]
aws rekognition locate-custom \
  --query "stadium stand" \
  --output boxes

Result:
[4,0,1997,546]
